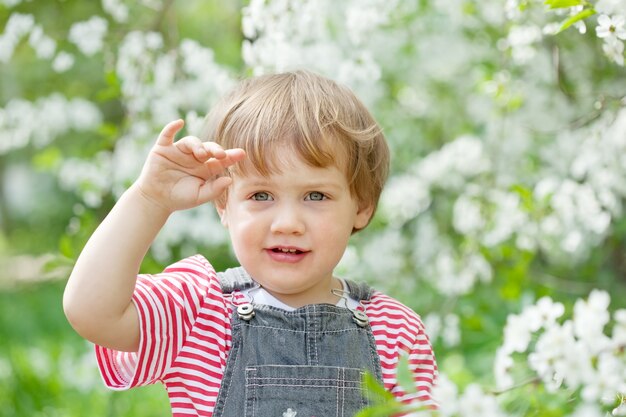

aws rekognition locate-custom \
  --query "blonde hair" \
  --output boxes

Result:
[201,70,389,228]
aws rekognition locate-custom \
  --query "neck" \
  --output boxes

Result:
[264,277,344,308]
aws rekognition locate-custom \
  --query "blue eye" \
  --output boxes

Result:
[306,192,326,201]
[251,192,272,201]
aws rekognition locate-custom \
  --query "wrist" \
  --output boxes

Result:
[126,183,173,220]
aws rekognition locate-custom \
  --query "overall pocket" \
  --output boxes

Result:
[244,364,370,417]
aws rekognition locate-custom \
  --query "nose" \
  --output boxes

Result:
[270,203,305,235]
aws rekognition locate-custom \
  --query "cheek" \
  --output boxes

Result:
[229,217,261,246]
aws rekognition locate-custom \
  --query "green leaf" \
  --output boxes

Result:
[362,372,395,403]
[59,235,74,258]
[354,403,408,417]
[557,8,596,33]
[544,0,582,9]
[32,147,62,170]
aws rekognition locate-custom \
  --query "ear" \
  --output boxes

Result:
[353,203,374,230]
[215,202,228,228]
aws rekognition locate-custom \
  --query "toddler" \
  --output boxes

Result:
[63,70,437,417]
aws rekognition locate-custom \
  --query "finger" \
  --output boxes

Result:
[197,176,232,204]
[155,119,185,146]
[175,136,206,161]
[221,148,246,165]
[204,149,246,174]
[201,142,227,159]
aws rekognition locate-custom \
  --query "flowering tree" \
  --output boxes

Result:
[1,0,625,416]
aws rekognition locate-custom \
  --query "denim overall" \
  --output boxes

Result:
[213,267,384,417]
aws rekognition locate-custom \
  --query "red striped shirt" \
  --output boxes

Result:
[95,255,438,415]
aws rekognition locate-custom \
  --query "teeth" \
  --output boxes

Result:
[274,248,300,253]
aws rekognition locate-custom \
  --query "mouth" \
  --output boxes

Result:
[270,247,307,255]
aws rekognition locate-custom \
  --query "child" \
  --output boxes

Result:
[63,70,437,417]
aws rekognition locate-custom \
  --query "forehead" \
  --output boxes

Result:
[231,143,351,179]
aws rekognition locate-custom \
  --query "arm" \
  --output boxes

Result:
[63,120,245,352]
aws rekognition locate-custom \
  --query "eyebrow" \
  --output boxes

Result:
[239,179,344,190]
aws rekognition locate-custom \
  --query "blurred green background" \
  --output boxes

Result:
[2,0,626,416]
[0,1,243,415]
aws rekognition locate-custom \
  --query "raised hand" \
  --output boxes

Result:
[136,119,246,213]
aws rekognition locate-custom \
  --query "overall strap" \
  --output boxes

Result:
[217,266,256,294]
[343,279,375,302]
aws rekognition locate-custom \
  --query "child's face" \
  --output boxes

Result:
[217,152,373,306]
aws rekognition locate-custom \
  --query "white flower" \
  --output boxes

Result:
[0,13,35,62]
[59,345,103,393]
[507,25,542,64]
[442,314,461,347]
[346,5,386,45]
[528,321,575,383]
[503,313,532,353]
[1,0,23,6]
[453,194,485,235]
[596,14,626,40]
[582,353,625,403]
[28,25,56,59]
[459,384,505,417]
[102,0,129,23]
[552,340,594,388]
[614,400,626,416]
[573,290,611,349]
[380,175,431,225]
[569,403,605,417]
[52,51,75,72]
[613,309,626,345]
[361,229,405,278]
[523,296,564,332]
[4,12,34,37]
[595,0,623,15]
[494,348,514,390]
[602,37,625,66]
[416,135,490,190]
[482,190,526,247]
[423,314,442,343]
[431,374,459,416]
[68,16,108,56]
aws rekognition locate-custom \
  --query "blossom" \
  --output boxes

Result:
[523,297,565,332]
[596,14,626,40]
[431,374,459,416]
[506,24,542,64]
[380,175,431,225]
[452,194,485,235]
[0,13,34,62]
[102,0,129,23]
[602,37,625,66]
[68,16,108,56]
[503,313,533,353]
[573,290,611,351]
[416,135,491,190]
[0,0,23,7]
[0,94,102,155]
[528,321,576,388]
[458,384,506,417]
[52,51,75,72]
[595,0,624,15]
[613,309,626,346]
[582,353,626,403]
[361,229,405,278]
[494,348,514,389]
[58,345,104,393]
[442,314,461,347]
[28,25,56,59]
[570,403,606,417]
